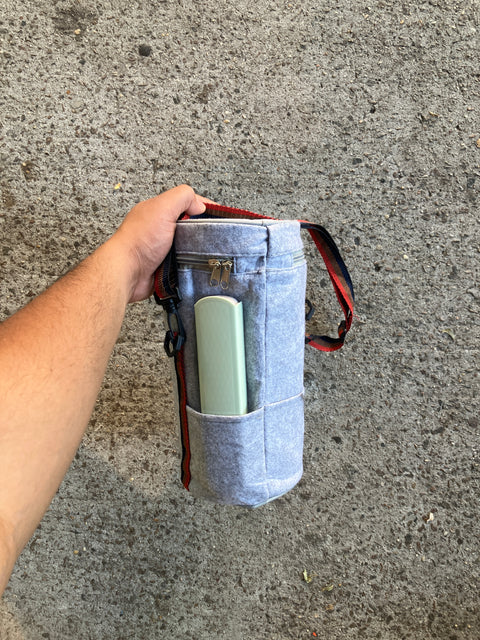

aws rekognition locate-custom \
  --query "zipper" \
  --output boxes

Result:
[219,259,233,289]
[177,255,234,290]
[207,259,222,286]
[177,250,303,289]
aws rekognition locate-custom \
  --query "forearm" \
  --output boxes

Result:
[0,236,135,567]
[0,185,206,597]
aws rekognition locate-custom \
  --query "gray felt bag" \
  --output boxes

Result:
[154,203,354,507]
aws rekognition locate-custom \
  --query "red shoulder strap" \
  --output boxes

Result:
[298,221,354,352]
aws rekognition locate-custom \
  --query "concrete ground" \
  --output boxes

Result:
[1,1,479,638]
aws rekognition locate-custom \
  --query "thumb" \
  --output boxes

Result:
[151,184,206,223]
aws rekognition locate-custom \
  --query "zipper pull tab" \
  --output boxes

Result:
[208,259,222,286]
[220,260,233,290]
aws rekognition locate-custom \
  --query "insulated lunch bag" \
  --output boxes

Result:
[154,203,354,507]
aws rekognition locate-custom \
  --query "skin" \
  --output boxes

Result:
[0,185,206,597]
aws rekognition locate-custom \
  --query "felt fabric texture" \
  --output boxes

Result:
[173,219,307,506]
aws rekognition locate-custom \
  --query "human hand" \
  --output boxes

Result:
[111,185,206,302]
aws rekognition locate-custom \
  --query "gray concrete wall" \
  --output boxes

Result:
[0,1,479,638]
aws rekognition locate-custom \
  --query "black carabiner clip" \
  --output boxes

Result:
[164,304,186,357]
[305,298,315,322]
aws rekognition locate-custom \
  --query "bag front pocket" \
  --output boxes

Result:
[264,392,304,496]
[185,405,269,506]
[184,391,305,507]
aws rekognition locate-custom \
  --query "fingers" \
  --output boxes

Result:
[176,184,207,217]
[147,184,206,222]
[199,196,218,206]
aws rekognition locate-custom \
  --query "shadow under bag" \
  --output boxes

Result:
[154,203,354,507]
